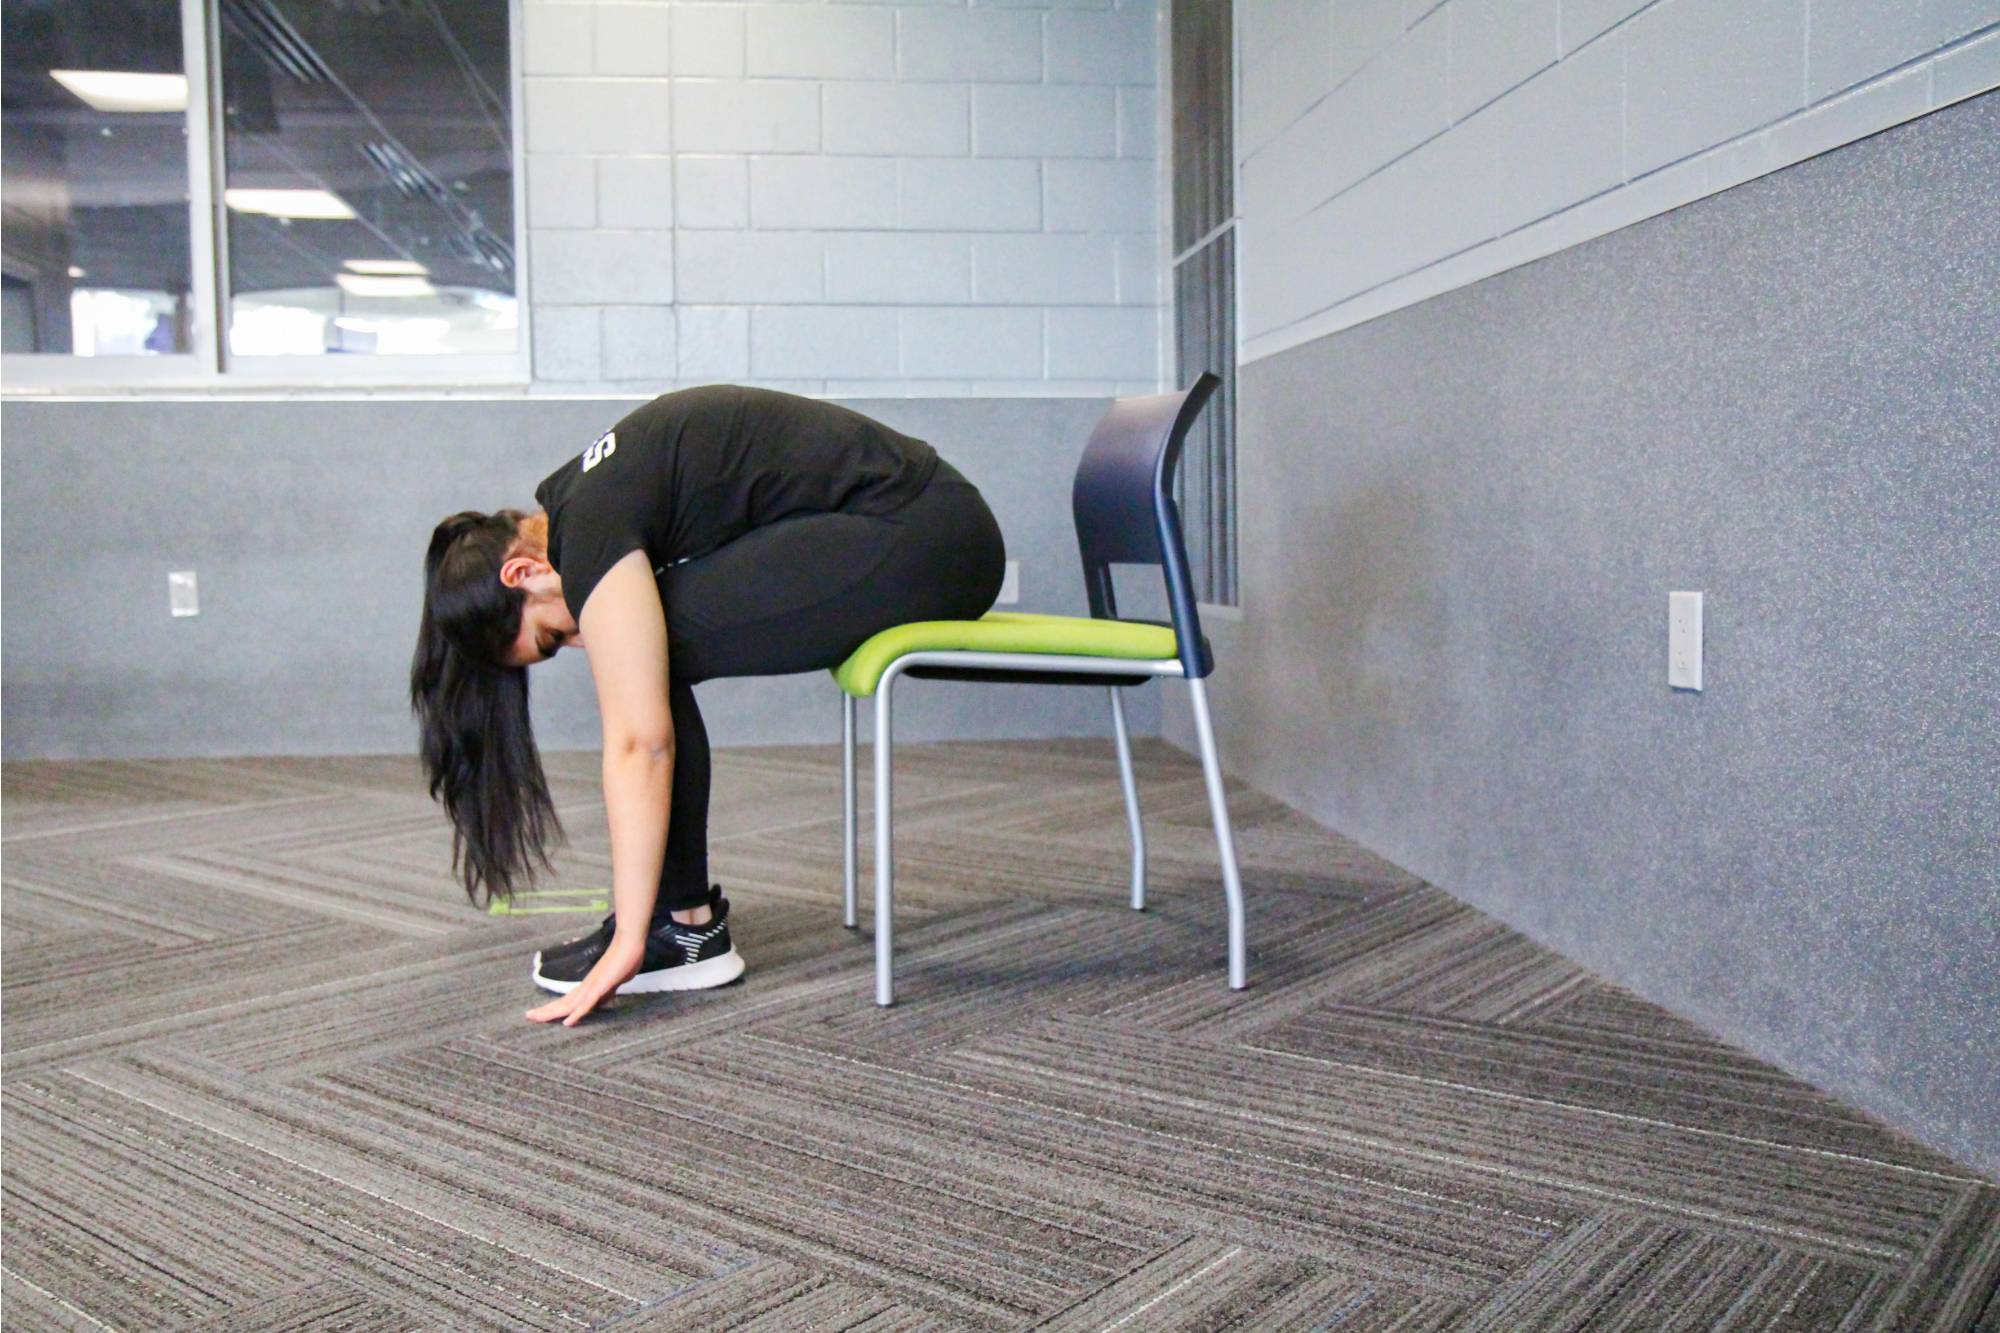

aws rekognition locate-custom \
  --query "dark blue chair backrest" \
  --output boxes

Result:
[1072,371,1221,680]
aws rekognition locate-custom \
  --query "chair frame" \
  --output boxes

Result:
[837,374,1247,1006]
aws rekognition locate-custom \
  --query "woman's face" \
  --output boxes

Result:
[497,552,582,667]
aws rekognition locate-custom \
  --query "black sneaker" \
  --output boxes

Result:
[534,882,714,966]
[530,885,744,995]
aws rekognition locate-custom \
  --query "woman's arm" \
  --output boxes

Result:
[525,549,672,1026]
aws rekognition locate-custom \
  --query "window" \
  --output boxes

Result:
[1,0,521,387]
[2,1,196,357]
[1169,0,1237,607]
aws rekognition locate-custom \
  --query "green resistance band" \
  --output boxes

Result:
[488,888,610,916]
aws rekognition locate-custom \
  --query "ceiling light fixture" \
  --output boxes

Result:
[335,273,437,298]
[342,259,428,276]
[224,188,356,220]
[49,70,189,114]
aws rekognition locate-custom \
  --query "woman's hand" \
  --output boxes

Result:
[525,933,645,1026]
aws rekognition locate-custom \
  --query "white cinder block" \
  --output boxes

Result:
[1450,0,1559,120]
[531,230,675,304]
[900,308,1043,378]
[1625,0,1806,178]
[1115,233,1160,304]
[980,378,1124,396]
[1329,0,1404,88]
[750,157,899,230]
[1247,118,1496,335]
[1046,306,1157,379]
[1233,212,1293,341]
[981,0,1118,9]
[526,154,596,228]
[899,159,1042,230]
[1044,159,1156,232]
[1241,10,1446,230]
[739,379,829,394]
[1484,34,1624,235]
[675,156,749,228]
[1807,0,1998,99]
[971,234,1117,304]
[600,306,677,382]
[675,231,824,303]
[824,83,969,156]
[523,3,592,76]
[1237,0,1295,65]
[671,5,745,76]
[531,305,600,380]
[823,380,975,398]
[746,7,893,80]
[1560,0,1650,54]
[526,79,672,154]
[593,4,671,77]
[1117,86,1157,158]
[673,79,819,153]
[1046,11,1156,84]
[1372,120,1502,272]
[597,157,674,228]
[899,10,1042,82]
[751,306,900,378]
[826,233,972,303]
[676,305,749,379]
[972,85,1117,158]
[1238,0,1333,155]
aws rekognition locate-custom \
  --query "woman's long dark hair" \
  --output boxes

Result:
[410,508,564,909]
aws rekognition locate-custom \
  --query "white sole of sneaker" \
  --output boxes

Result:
[530,946,745,996]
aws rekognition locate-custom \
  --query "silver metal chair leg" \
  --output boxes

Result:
[873,678,896,1006]
[1187,677,1248,990]
[1108,686,1146,911]
[842,692,858,929]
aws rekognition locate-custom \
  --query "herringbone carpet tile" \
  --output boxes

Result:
[2,740,1995,1330]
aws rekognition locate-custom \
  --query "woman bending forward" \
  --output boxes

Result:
[411,385,1005,1025]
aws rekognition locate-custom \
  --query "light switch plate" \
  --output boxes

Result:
[1669,591,1702,690]
[169,570,200,617]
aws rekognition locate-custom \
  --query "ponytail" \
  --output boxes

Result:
[410,509,564,908]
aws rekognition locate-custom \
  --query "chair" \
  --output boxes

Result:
[832,371,1246,1006]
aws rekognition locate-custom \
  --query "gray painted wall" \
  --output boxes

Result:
[1167,95,2000,1176]
[2,395,1160,760]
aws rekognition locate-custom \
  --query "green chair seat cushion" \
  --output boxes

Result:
[834,611,1177,697]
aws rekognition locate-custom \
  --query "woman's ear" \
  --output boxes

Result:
[497,551,548,589]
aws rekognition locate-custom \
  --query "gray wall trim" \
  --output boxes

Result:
[2,395,1162,760]
[1167,95,2000,1177]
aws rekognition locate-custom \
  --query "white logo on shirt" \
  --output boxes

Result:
[581,431,617,471]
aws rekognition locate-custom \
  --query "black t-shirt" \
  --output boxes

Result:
[532,384,939,623]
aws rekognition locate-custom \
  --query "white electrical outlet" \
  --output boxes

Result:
[1668,591,1702,690]
[169,570,200,617]
[996,560,1021,605]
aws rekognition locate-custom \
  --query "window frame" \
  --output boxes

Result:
[0,0,529,394]
[1164,0,1241,612]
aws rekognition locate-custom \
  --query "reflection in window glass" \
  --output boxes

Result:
[1,0,195,356]
[219,0,515,357]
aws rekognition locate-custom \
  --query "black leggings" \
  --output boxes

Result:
[649,459,1005,910]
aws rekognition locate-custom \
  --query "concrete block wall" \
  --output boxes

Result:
[1236,0,2000,361]
[521,0,1166,396]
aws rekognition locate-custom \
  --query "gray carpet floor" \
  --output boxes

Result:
[2,738,1996,1331]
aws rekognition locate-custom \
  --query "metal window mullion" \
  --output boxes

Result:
[507,0,531,382]
[184,0,228,378]
[1170,216,1235,271]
